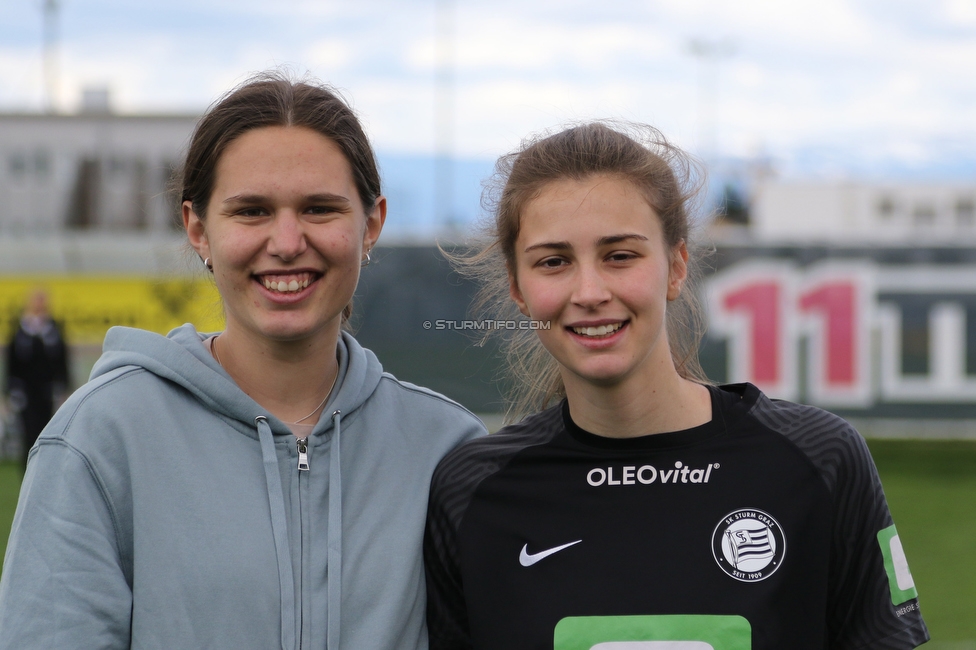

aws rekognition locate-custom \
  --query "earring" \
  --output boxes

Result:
[204,257,213,272]
[361,250,371,267]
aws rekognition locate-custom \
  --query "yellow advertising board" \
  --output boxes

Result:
[0,276,224,346]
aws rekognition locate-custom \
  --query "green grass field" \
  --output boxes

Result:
[865,440,976,647]
[0,461,21,571]
[1,441,974,645]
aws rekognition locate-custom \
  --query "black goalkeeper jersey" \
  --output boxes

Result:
[424,383,929,649]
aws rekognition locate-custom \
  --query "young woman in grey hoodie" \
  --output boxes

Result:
[0,73,485,649]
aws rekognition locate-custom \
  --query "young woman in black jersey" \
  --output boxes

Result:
[424,122,929,649]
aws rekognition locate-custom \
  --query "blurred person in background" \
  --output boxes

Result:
[0,72,485,649]
[425,122,929,649]
[3,288,69,471]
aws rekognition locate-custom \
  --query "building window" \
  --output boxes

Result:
[877,195,896,220]
[163,161,183,230]
[956,198,975,227]
[7,151,51,181]
[34,150,51,179]
[108,157,127,175]
[9,153,27,177]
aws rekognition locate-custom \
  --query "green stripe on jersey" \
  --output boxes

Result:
[554,614,751,649]
[877,524,918,605]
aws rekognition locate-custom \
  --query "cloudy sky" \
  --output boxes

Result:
[2,0,975,179]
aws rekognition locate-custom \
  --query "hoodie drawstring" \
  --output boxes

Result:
[327,409,342,650]
[256,415,297,650]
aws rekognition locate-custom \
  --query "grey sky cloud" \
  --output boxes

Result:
[1,0,974,178]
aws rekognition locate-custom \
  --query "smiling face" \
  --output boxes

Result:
[184,125,385,347]
[509,174,687,393]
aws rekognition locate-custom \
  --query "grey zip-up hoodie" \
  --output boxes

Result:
[0,324,485,649]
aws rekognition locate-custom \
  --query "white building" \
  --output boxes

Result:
[0,107,198,234]
[749,181,976,244]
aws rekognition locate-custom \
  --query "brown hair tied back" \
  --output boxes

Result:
[176,70,382,324]
[449,121,710,423]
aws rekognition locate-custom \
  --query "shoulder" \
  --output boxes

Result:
[728,383,874,496]
[737,383,853,437]
[25,366,159,517]
[377,373,481,418]
[48,365,147,420]
[426,404,562,537]
[40,364,180,449]
[431,404,562,497]
[357,373,488,444]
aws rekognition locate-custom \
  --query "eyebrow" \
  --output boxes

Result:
[599,233,648,246]
[522,233,649,254]
[222,192,352,205]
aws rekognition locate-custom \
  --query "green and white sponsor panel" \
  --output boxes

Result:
[554,615,751,650]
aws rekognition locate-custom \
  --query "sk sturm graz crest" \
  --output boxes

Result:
[712,508,786,582]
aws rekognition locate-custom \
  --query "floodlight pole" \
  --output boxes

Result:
[434,0,457,232]
[688,38,734,164]
[42,0,61,113]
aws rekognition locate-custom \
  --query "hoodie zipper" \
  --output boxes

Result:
[296,436,311,648]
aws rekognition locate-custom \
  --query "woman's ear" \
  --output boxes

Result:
[667,239,689,301]
[183,201,210,261]
[508,272,530,317]
[363,195,387,254]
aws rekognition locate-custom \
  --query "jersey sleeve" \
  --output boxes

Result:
[424,453,475,650]
[824,427,929,649]
[0,439,133,648]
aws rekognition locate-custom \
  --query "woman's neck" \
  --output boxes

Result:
[563,361,711,439]
[211,326,340,433]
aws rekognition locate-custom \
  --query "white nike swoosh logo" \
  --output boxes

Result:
[519,540,582,567]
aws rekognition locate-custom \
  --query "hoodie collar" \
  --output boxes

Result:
[91,324,384,437]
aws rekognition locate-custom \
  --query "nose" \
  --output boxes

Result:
[572,262,611,309]
[266,211,308,261]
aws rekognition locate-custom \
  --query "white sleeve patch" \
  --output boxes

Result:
[889,534,916,591]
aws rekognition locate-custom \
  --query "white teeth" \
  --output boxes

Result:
[262,276,312,293]
[572,323,623,337]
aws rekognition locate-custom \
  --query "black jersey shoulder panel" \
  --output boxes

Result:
[736,382,872,498]
[730,383,929,648]
[428,403,564,534]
